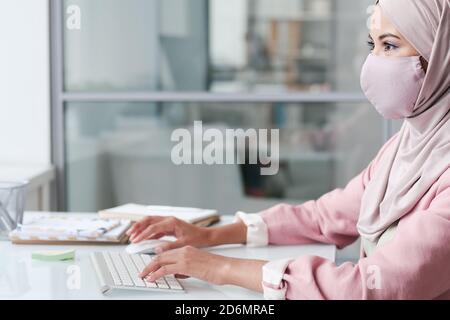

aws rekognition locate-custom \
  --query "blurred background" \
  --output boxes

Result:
[0,0,398,262]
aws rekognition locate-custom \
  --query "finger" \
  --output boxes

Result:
[146,264,184,282]
[126,219,145,233]
[154,239,185,254]
[146,232,166,240]
[127,221,152,239]
[139,260,160,278]
[128,217,165,241]
[139,251,179,278]
[126,223,139,236]
[127,216,165,236]
[132,219,177,243]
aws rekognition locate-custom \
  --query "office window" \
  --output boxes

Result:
[53,0,386,212]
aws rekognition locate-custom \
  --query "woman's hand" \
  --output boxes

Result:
[139,246,266,292]
[140,246,228,285]
[126,216,248,253]
[126,216,213,252]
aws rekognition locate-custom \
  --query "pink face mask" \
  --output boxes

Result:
[360,54,425,119]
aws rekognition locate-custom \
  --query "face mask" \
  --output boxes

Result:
[360,54,425,119]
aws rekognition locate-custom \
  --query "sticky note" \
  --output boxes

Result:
[32,249,76,262]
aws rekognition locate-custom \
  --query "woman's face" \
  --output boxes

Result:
[368,6,420,58]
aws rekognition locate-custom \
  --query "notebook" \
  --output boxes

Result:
[9,215,131,245]
[98,203,220,227]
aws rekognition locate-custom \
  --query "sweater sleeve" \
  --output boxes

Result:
[259,134,398,249]
[260,170,367,249]
[282,177,450,300]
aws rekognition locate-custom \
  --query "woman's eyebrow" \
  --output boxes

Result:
[378,33,401,40]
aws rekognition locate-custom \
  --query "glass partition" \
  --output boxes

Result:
[65,102,382,213]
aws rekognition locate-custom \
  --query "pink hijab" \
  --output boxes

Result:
[357,0,450,243]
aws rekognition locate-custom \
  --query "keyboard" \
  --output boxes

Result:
[90,252,185,294]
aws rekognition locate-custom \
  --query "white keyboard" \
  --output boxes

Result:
[91,252,185,294]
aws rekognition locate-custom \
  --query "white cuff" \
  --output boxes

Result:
[234,211,268,247]
[262,285,288,300]
[261,258,294,300]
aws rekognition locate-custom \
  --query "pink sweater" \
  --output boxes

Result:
[260,135,450,299]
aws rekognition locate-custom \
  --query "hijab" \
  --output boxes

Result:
[357,0,450,245]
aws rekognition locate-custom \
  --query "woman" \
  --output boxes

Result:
[128,0,450,299]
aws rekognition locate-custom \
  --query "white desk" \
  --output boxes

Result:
[0,212,336,300]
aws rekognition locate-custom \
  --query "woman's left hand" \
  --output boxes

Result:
[139,246,267,292]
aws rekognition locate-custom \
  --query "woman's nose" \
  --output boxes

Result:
[372,46,383,56]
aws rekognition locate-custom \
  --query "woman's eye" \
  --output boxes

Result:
[383,43,398,51]
[367,41,375,51]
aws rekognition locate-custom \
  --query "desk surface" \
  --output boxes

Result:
[0,213,336,300]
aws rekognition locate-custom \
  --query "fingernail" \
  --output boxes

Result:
[154,246,162,254]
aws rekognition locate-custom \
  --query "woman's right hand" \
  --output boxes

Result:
[126,216,214,253]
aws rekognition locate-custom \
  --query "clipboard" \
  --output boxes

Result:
[9,234,130,245]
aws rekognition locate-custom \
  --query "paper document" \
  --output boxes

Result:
[99,203,219,224]
[10,215,131,242]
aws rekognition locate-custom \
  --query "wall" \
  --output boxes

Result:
[0,0,51,165]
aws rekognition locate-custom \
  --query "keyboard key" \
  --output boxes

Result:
[144,279,158,288]
[156,278,169,289]
[132,278,146,287]
[121,253,146,287]
[165,275,177,283]
[168,282,184,290]
[131,254,146,272]
[110,252,134,286]
[165,275,184,290]
[102,252,122,286]
[141,254,152,265]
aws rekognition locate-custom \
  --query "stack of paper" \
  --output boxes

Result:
[9,215,131,244]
